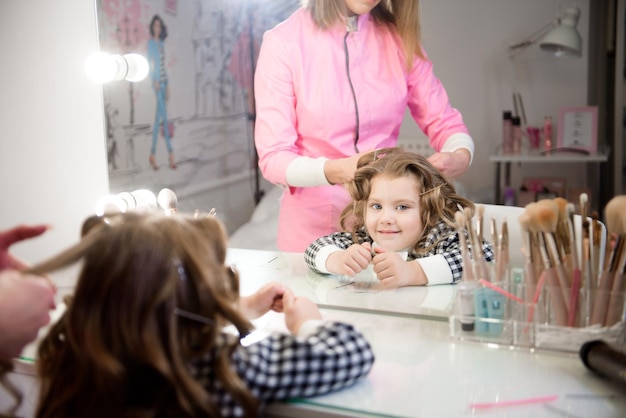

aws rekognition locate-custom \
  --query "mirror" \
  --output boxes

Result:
[95,0,300,200]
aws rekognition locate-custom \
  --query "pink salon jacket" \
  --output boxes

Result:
[254,8,470,252]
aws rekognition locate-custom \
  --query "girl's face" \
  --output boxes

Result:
[364,174,423,252]
[344,0,381,17]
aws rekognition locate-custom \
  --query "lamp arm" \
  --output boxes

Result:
[508,18,559,57]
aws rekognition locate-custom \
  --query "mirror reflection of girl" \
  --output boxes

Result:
[305,148,494,289]
[30,212,373,418]
[148,14,176,170]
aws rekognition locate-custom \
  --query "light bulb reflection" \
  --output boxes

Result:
[95,194,128,216]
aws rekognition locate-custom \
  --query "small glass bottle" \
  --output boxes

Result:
[543,116,553,153]
[502,111,513,154]
[511,116,522,154]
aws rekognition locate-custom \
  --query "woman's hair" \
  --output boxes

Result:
[30,212,258,418]
[339,147,474,256]
[150,14,167,41]
[305,0,424,68]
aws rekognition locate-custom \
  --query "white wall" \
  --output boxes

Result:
[0,0,108,284]
[401,0,590,202]
[0,0,590,269]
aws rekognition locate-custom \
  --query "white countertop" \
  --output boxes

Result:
[3,248,625,418]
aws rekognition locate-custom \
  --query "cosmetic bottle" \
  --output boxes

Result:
[511,116,522,154]
[543,116,552,153]
[457,279,479,331]
[502,111,513,154]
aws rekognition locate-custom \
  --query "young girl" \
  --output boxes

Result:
[29,212,374,418]
[304,148,493,288]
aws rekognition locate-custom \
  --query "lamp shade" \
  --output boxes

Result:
[539,7,582,57]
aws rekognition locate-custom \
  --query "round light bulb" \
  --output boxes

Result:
[123,53,149,82]
[85,52,117,83]
[95,194,128,216]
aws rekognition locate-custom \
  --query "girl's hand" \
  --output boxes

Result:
[326,243,373,276]
[282,288,322,335]
[372,247,427,288]
[427,148,471,179]
[240,282,286,319]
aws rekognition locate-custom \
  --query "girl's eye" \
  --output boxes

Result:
[370,203,382,210]
[396,204,410,211]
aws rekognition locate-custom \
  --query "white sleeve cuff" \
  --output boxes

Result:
[285,156,331,187]
[415,254,453,285]
[440,133,474,165]
[315,245,344,273]
[297,319,325,338]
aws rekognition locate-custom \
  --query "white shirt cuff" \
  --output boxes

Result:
[440,133,474,165]
[297,319,325,338]
[285,156,331,187]
[416,254,453,285]
[315,245,344,273]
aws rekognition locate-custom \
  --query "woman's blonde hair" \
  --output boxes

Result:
[305,0,424,68]
[339,147,474,255]
[30,212,258,418]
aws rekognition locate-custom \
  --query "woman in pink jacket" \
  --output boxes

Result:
[254,0,474,252]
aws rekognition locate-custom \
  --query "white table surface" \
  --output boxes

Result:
[3,248,625,418]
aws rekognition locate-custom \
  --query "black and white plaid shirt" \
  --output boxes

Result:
[304,221,494,283]
[191,321,374,417]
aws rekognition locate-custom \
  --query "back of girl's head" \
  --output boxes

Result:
[33,211,255,418]
[340,147,474,238]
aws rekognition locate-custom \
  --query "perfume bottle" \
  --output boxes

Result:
[512,116,522,154]
[502,111,513,154]
[543,116,552,152]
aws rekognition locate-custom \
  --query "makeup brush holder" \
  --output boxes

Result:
[450,282,626,354]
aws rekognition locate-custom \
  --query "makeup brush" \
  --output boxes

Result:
[591,211,603,289]
[496,221,509,283]
[518,213,536,303]
[455,211,474,281]
[565,203,582,327]
[157,188,178,215]
[590,195,626,326]
[491,217,499,265]
[554,197,572,273]
[533,199,571,311]
[476,204,485,245]
[465,207,491,281]
[536,230,569,326]
[605,196,626,326]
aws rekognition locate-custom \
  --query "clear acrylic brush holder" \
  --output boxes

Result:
[449,267,626,353]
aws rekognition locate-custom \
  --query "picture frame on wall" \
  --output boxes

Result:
[557,106,598,153]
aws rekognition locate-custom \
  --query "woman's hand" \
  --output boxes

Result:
[428,148,471,179]
[0,270,56,360]
[281,288,322,335]
[0,224,48,270]
[323,151,370,185]
[240,282,286,319]
[326,243,373,276]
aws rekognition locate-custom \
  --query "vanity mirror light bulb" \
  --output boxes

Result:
[95,194,128,216]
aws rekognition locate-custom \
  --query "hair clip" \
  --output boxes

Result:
[419,183,447,196]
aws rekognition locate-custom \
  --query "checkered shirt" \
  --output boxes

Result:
[191,321,374,417]
[304,221,494,283]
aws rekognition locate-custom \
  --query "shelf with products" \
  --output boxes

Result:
[489,148,610,208]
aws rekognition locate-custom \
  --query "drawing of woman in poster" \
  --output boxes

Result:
[147,14,176,170]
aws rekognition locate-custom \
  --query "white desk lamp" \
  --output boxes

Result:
[507,6,583,124]
[508,6,582,58]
